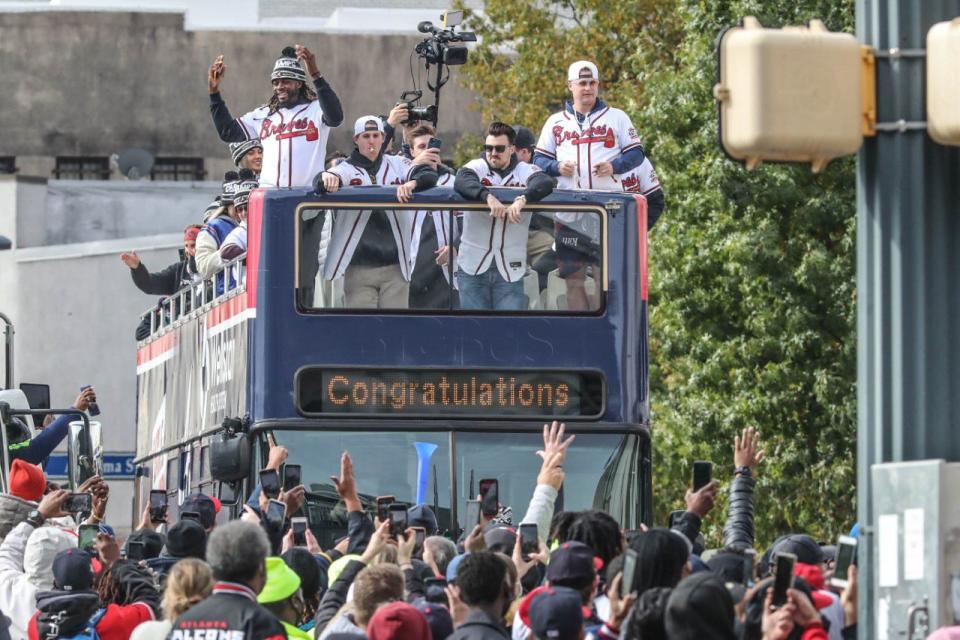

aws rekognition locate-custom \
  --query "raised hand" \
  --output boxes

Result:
[265,432,288,471]
[295,44,318,77]
[120,252,140,269]
[208,55,226,93]
[684,479,720,518]
[537,421,575,461]
[330,451,361,511]
[734,426,765,468]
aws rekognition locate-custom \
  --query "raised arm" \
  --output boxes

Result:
[722,426,763,550]
[521,421,575,541]
[207,55,248,143]
[296,45,343,127]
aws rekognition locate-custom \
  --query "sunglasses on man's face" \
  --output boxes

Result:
[484,144,508,153]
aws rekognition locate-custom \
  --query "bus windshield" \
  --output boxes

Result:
[272,429,630,535]
[297,205,604,313]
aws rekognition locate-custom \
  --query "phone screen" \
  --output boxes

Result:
[479,478,498,516]
[520,523,539,557]
[413,527,426,556]
[668,510,684,528]
[622,548,638,597]
[65,493,92,514]
[772,553,796,607]
[149,490,168,522]
[127,541,144,561]
[465,500,481,531]
[283,464,302,492]
[78,524,99,550]
[389,504,408,537]
[743,549,757,586]
[292,517,308,546]
[832,537,857,586]
[692,461,713,491]
[376,496,395,522]
[265,499,286,528]
[260,469,281,499]
[428,137,443,149]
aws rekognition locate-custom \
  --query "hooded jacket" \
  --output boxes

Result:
[0,495,35,543]
[721,471,755,550]
[169,581,286,640]
[0,523,77,640]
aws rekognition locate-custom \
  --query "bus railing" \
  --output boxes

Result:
[137,254,246,343]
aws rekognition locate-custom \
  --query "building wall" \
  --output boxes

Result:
[0,10,481,179]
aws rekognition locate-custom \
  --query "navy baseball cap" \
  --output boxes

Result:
[770,534,824,566]
[414,598,454,640]
[407,504,438,536]
[529,586,584,640]
[546,541,596,588]
[165,519,207,559]
[181,493,218,530]
[53,548,95,591]
[513,126,536,151]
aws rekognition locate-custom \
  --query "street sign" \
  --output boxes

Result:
[44,453,135,479]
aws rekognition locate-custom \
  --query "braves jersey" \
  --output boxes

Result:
[619,157,661,196]
[536,105,643,191]
[458,158,542,282]
[235,100,331,189]
[322,155,418,280]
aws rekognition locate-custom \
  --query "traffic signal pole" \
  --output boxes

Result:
[856,2,960,638]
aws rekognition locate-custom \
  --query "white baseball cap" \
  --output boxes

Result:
[567,60,599,82]
[353,116,385,137]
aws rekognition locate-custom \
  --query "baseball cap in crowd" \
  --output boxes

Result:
[272,46,308,83]
[546,541,597,589]
[407,504,438,536]
[126,529,165,560]
[184,225,202,243]
[770,534,824,566]
[483,526,517,554]
[567,60,599,83]
[446,553,467,583]
[53,548,95,591]
[528,586,584,640]
[230,139,263,166]
[165,519,207,560]
[513,126,536,152]
[354,116,385,137]
[258,557,302,604]
[707,551,749,584]
[414,598,454,640]
[9,459,46,502]
[181,493,220,530]
[366,601,431,640]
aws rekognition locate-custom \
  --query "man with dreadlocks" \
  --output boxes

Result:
[208,45,343,189]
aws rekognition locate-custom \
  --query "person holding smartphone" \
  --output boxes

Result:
[5,386,99,466]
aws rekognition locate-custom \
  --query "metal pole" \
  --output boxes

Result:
[0,312,13,390]
[856,2,960,638]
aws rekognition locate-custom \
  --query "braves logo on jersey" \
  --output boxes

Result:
[552,124,617,148]
[259,117,319,141]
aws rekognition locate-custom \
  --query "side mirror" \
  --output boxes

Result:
[211,431,250,482]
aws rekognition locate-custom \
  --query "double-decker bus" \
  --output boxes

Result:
[133,185,651,539]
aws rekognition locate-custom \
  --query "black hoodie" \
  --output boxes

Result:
[33,591,100,639]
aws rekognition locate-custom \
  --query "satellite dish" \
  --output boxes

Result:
[116,148,155,180]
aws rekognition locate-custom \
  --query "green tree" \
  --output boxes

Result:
[461,0,857,546]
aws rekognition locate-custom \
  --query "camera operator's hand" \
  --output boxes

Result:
[397,180,417,204]
[38,490,70,520]
[412,148,441,169]
[486,194,506,219]
[120,251,141,269]
[685,479,720,518]
[74,387,97,413]
[388,104,410,128]
[361,520,391,564]
[95,532,120,567]
[295,45,319,78]
[397,528,416,566]
[606,573,639,629]
[558,161,576,177]
[320,172,341,193]
[208,55,226,94]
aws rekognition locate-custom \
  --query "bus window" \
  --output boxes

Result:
[297,206,604,313]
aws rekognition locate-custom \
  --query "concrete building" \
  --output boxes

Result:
[0,3,481,531]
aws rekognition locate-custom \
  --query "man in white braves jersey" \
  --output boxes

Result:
[314,116,439,309]
[208,45,343,189]
[454,122,556,311]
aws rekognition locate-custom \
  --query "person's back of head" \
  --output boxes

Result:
[281,547,322,604]
[424,536,457,576]
[546,541,597,605]
[165,519,207,560]
[528,586,583,640]
[629,529,691,595]
[353,564,405,628]
[455,551,508,608]
[623,587,671,640]
[564,510,623,567]
[549,511,578,544]
[206,520,270,587]
[366,601,432,640]
[664,573,736,640]
[162,558,214,620]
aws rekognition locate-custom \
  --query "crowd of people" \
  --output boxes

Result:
[122,46,665,321]
[0,412,862,640]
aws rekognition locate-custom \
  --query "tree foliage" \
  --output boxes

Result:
[460,0,857,546]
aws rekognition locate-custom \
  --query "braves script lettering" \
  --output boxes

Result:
[552,124,616,148]
[259,118,319,142]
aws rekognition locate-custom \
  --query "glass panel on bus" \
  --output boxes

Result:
[297,207,603,312]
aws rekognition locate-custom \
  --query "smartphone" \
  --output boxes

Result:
[743,548,757,586]
[64,492,92,514]
[292,516,308,546]
[668,509,685,528]
[78,524,99,550]
[771,552,797,607]
[412,526,426,556]
[127,540,144,561]
[149,489,168,523]
[376,495,395,522]
[622,548,638,597]
[260,469,281,500]
[181,511,202,523]
[465,499,481,532]
[831,536,858,588]
[265,498,286,528]
[479,478,498,517]
[283,464,302,492]
[389,503,408,538]
[519,523,539,559]
[428,137,443,150]
[80,385,100,417]
[692,461,713,491]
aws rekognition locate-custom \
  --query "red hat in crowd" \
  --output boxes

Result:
[366,602,432,640]
[9,459,46,502]
[184,225,202,242]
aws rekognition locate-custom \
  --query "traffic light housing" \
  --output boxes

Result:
[715,16,864,172]
[927,18,960,146]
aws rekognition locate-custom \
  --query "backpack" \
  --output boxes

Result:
[53,608,105,640]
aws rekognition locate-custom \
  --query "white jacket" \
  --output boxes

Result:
[0,522,77,640]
